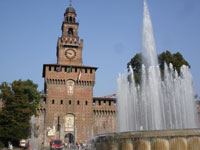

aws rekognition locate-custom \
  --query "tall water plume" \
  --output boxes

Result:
[117,0,199,132]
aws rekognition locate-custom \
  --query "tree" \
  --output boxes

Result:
[127,53,143,84]
[127,50,190,84]
[0,79,40,147]
[158,50,190,76]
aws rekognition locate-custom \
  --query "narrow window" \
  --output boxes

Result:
[43,98,46,104]
[77,100,80,105]
[85,101,88,105]
[98,101,101,105]
[109,101,112,106]
[61,100,63,104]
[85,68,87,73]
[69,100,72,105]
[52,99,55,104]
[68,28,73,35]
[90,69,92,74]
[49,66,51,71]
[75,68,77,72]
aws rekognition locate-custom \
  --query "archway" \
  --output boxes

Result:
[64,133,74,144]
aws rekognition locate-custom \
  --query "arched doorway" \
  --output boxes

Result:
[64,133,74,144]
[64,114,75,146]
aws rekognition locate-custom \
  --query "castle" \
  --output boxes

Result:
[37,4,117,147]
[1,3,200,149]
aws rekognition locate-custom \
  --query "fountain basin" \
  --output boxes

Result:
[90,129,200,150]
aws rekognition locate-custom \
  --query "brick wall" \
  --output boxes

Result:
[92,97,117,135]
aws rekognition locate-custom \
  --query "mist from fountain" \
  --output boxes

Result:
[117,0,199,132]
[29,116,39,150]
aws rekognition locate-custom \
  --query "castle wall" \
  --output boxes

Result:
[92,97,117,135]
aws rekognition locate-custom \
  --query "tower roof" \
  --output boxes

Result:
[65,6,76,14]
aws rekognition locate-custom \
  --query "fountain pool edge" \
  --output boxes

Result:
[90,128,200,150]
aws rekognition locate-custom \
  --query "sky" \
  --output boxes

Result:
[0,0,200,97]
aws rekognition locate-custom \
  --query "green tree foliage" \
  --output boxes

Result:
[127,53,143,84]
[0,79,40,147]
[158,50,190,75]
[127,50,190,84]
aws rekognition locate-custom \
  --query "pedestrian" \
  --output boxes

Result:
[8,141,13,150]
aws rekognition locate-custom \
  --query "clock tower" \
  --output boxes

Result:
[42,4,98,145]
[57,5,83,65]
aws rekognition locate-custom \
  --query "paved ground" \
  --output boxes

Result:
[1,146,90,150]
[1,148,30,150]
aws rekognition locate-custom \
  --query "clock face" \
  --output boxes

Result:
[65,49,76,59]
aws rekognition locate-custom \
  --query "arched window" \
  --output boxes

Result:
[77,100,80,105]
[68,28,73,35]
[43,98,46,104]
[52,99,55,104]
[61,100,63,104]
[67,80,74,95]
[70,16,72,22]
[85,101,88,105]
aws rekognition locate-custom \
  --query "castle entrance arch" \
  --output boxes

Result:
[64,133,74,144]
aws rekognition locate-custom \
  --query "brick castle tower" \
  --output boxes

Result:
[42,4,97,145]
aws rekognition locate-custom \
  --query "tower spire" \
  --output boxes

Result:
[69,0,72,6]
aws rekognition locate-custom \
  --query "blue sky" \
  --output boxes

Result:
[0,0,200,97]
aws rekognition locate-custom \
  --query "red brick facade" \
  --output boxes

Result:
[92,97,117,135]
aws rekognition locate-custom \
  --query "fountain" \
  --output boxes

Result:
[90,0,200,149]
[117,0,199,132]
